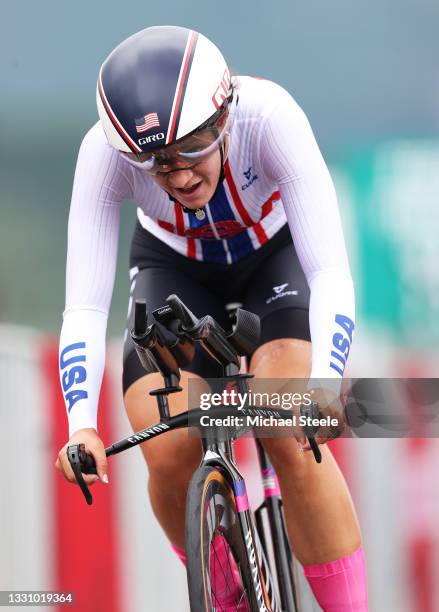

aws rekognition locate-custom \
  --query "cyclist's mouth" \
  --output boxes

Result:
[175,181,203,198]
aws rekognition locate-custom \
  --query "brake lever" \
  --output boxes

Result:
[299,403,322,463]
[67,444,97,505]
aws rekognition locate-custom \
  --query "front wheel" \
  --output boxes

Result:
[185,465,260,611]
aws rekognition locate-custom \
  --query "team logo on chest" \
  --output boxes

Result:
[241,166,258,191]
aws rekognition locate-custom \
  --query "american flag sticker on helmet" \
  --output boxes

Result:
[135,112,160,133]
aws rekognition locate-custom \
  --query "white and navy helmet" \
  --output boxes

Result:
[97,26,233,154]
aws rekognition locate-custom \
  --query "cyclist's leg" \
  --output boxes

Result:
[122,232,230,549]
[244,239,367,609]
[122,263,251,609]
[250,336,361,564]
[124,369,204,550]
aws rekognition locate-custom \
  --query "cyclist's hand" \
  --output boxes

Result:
[302,388,346,447]
[55,428,109,486]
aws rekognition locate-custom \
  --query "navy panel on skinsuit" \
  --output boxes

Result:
[180,193,226,264]
[227,229,257,262]
[208,182,254,263]
[208,182,237,224]
[101,26,192,150]
[199,235,228,265]
[185,207,226,264]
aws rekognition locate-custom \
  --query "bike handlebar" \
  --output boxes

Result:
[134,299,148,336]
[166,294,199,330]
[67,295,325,504]
[67,401,323,504]
[67,444,97,505]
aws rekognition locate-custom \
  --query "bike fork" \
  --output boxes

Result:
[201,437,275,611]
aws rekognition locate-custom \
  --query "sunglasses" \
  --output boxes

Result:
[121,94,235,175]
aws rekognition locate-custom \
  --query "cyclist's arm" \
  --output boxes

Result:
[60,123,132,437]
[258,91,355,387]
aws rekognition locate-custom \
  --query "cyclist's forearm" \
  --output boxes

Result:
[59,307,108,437]
[308,270,355,385]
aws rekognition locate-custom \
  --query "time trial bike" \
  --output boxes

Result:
[68,294,322,611]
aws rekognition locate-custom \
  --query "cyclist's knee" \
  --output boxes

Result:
[145,434,201,480]
[124,370,204,429]
[250,338,311,378]
[261,436,332,476]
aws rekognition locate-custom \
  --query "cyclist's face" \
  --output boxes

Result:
[151,147,222,208]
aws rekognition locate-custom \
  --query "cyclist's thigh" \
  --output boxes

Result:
[243,238,311,349]
[124,371,206,472]
[243,239,312,458]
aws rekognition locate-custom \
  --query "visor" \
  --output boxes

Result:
[121,94,236,175]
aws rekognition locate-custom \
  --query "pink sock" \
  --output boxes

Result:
[303,547,368,611]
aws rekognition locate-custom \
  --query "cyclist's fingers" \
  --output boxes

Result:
[315,420,346,445]
[56,449,73,477]
[56,445,96,483]
[291,419,307,446]
[297,415,345,447]
[55,452,78,483]
[295,436,309,450]
[83,474,100,486]
[87,446,109,484]
[55,452,100,485]
[295,432,308,447]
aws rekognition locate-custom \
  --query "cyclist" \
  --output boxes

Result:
[55,26,368,610]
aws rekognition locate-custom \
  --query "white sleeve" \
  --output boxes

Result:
[258,91,355,386]
[60,309,107,436]
[59,124,132,436]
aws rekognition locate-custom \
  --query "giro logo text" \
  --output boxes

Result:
[138,132,165,145]
[59,342,88,412]
[329,314,355,376]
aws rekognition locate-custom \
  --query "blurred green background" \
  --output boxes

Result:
[1,0,438,343]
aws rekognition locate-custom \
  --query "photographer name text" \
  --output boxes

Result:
[199,414,338,428]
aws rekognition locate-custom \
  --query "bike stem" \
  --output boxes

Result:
[149,373,182,422]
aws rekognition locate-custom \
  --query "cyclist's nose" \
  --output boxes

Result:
[166,168,196,188]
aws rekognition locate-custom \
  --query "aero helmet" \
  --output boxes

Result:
[97,25,234,169]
